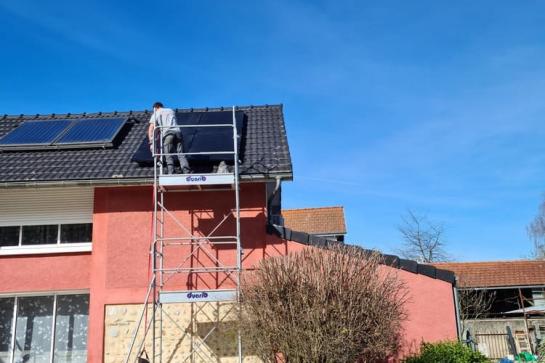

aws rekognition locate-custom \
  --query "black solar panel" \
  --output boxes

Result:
[131,110,244,165]
[55,118,126,146]
[0,118,127,151]
[0,120,72,149]
[178,111,244,161]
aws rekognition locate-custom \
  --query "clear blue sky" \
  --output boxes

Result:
[1,0,545,261]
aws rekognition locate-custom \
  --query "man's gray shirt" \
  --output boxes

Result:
[149,108,180,138]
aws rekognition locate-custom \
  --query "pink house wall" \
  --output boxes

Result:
[392,268,458,355]
[0,183,457,362]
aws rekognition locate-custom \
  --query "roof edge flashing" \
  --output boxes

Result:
[267,223,456,285]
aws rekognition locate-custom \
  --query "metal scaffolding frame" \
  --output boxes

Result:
[124,106,242,363]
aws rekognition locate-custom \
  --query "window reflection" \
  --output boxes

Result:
[54,295,89,363]
[13,296,54,363]
[0,295,89,363]
[0,298,14,363]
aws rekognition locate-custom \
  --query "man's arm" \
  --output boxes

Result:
[148,112,156,144]
[148,123,155,144]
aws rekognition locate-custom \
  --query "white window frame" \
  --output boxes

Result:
[0,290,90,363]
[0,223,92,256]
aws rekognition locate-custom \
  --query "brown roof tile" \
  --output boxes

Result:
[431,260,545,288]
[282,206,346,235]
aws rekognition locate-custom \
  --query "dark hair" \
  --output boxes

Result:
[153,102,164,109]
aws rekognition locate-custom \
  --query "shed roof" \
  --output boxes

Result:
[432,260,545,288]
[0,104,292,185]
[282,206,346,235]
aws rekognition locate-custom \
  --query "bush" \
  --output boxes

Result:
[403,341,489,363]
[240,245,408,362]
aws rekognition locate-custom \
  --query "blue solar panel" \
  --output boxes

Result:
[55,118,126,146]
[0,120,72,148]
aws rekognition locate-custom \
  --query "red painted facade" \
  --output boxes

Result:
[0,183,457,362]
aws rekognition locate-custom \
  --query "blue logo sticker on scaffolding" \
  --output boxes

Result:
[186,175,207,182]
[160,290,237,303]
[186,292,209,299]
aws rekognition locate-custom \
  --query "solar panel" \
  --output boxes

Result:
[0,118,127,151]
[131,110,244,165]
[55,118,126,146]
[178,111,244,162]
[0,120,72,149]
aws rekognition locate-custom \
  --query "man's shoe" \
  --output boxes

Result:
[181,167,193,174]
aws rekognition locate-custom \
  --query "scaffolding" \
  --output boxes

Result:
[124,107,243,363]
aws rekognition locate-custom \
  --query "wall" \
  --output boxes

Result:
[88,183,285,362]
[0,183,457,362]
[390,268,458,355]
[0,253,91,293]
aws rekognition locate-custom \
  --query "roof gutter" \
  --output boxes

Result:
[0,173,293,189]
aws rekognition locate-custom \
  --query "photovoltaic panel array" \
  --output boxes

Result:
[131,110,244,164]
[0,118,127,151]
[56,118,126,146]
[0,120,72,148]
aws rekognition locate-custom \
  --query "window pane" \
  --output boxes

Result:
[13,296,54,363]
[21,225,58,245]
[0,298,14,363]
[0,226,20,247]
[53,295,89,363]
[60,224,92,244]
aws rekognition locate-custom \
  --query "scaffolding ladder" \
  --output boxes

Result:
[124,106,243,363]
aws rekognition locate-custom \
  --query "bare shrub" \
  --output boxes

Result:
[240,245,408,363]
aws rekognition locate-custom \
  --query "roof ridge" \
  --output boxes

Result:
[0,103,284,120]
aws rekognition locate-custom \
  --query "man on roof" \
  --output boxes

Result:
[148,102,191,174]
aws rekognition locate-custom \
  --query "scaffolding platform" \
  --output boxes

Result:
[158,172,235,187]
[160,289,237,304]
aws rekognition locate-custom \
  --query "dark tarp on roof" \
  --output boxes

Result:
[0,105,292,183]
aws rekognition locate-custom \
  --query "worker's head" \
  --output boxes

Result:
[152,102,164,111]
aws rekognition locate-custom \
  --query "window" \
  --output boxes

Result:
[22,225,58,245]
[0,226,19,247]
[0,294,89,363]
[60,224,92,244]
[0,224,92,255]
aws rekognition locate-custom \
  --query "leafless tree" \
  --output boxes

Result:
[457,286,495,331]
[398,210,450,263]
[527,201,545,259]
[240,245,408,363]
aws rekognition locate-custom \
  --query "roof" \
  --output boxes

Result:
[0,104,292,185]
[282,206,346,235]
[267,223,456,285]
[431,260,545,288]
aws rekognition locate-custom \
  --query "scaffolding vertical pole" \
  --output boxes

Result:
[232,106,243,363]
[152,134,159,363]
[159,190,164,363]
[151,136,158,363]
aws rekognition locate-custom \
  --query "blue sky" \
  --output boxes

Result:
[1,0,545,261]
